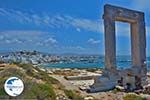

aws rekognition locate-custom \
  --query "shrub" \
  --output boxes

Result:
[0,63,57,99]
[24,83,56,100]
[33,69,60,84]
[18,63,33,70]
[64,89,83,100]
[112,88,121,94]
[0,78,7,96]
[86,68,98,72]
[123,94,144,100]
[0,67,25,79]
[0,60,4,64]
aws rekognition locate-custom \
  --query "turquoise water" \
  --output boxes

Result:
[42,56,150,70]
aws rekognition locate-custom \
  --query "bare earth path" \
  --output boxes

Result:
[51,75,79,90]
[50,75,125,100]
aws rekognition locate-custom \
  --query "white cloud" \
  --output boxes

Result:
[0,8,104,33]
[31,14,42,25]
[43,15,50,25]
[4,38,23,44]
[0,7,149,37]
[88,38,101,44]
[44,37,57,44]
[62,46,85,50]
[64,16,103,33]
[36,42,43,46]
[5,39,11,44]
[76,46,85,50]
[13,39,23,44]
[76,28,81,32]
[0,30,57,45]
[0,36,4,40]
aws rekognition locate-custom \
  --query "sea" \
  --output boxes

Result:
[42,56,150,70]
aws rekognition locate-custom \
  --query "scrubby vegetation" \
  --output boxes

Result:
[0,63,84,99]
[112,88,122,94]
[123,94,144,100]
[23,82,56,99]
[0,63,59,99]
[0,78,7,96]
[17,63,60,84]
[86,68,103,72]
[0,60,4,64]
[64,89,84,100]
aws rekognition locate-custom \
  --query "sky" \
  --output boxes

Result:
[0,0,149,55]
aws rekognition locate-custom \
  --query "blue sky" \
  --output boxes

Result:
[0,0,149,55]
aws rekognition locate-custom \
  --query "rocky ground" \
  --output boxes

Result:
[40,67,150,100]
[0,63,150,100]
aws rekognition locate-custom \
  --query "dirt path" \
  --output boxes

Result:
[50,75,79,90]
[50,75,125,100]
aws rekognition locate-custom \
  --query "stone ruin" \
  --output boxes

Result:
[88,4,147,92]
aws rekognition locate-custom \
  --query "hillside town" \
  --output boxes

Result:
[0,50,101,65]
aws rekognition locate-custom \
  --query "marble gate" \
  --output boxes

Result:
[88,4,147,92]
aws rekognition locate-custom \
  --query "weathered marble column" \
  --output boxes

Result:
[104,17,116,70]
[131,13,146,76]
